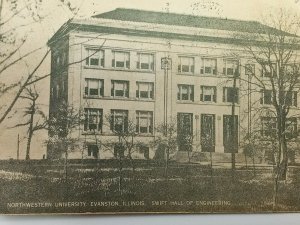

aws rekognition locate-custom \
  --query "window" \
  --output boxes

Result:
[114,143,125,158]
[201,114,216,152]
[223,115,238,153]
[200,86,216,102]
[55,54,61,68]
[136,82,154,99]
[61,51,67,66]
[137,53,154,70]
[261,117,277,137]
[223,87,239,103]
[279,91,297,107]
[87,144,99,158]
[177,113,193,151]
[139,145,150,159]
[261,89,273,105]
[284,64,300,76]
[245,64,255,75]
[111,80,129,98]
[85,49,104,67]
[84,108,103,132]
[112,51,130,69]
[178,57,195,73]
[286,117,298,138]
[177,85,194,101]
[262,117,298,138]
[261,63,276,77]
[136,111,153,134]
[223,59,239,76]
[84,79,104,97]
[201,58,217,75]
[110,110,128,133]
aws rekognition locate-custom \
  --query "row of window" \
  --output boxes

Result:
[85,48,241,76]
[86,143,150,159]
[86,50,154,71]
[53,48,298,80]
[261,90,298,107]
[84,79,154,99]
[84,78,298,106]
[261,117,297,138]
[84,109,153,134]
[177,85,239,103]
[84,78,239,103]
[177,113,238,152]
[84,110,298,155]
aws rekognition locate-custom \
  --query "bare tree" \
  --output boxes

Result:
[236,8,300,208]
[10,85,47,159]
[47,101,83,181]
[0,0,78,125]
[153,118,178,178]
[99,113,146,194]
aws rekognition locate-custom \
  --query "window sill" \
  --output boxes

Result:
[82,132,154,137]
[84,65,104,70]
[83,95,155,102]
[177,72,195,76]
[177,100,194,103]
[83,95,104,99]
[261,104,298,109]
[200,101,217,104]
[177,73,239,78]
[84,66,155,74]
[177,101,240,106]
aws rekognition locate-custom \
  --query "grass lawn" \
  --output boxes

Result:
[0,160,299,214]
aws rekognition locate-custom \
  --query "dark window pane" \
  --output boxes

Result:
[140,91,149,98]
[182,93,189,100]
[89,89,98,96]
[205,67,212,74]
[90,58,99,66]
[116,61,124,68]
[264,90,272,104]
[227,68,234,75]
[141,63,149,69]
[204,95,212,101]
[115,90,124,97]
[182,65,190,72]
[89,124,97,130]
[140,127,148,133]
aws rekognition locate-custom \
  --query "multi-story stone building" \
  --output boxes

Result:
[47,8,300,161]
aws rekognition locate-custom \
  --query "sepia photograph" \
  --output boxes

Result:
[0,0,300,215]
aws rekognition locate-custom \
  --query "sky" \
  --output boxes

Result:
[0,0,300,159]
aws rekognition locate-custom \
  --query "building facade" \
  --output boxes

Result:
[47,8,300,161]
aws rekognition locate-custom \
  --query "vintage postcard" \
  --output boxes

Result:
[0,0,300,215]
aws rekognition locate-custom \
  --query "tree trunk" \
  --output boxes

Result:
[252,149,256,177]
[118,158,123,195]
[279,138,288,180]
[25,130,33,160]
[25,104,35,160]
[164,147,169,178]
[272,174,279,210]
[64,150,68,182]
